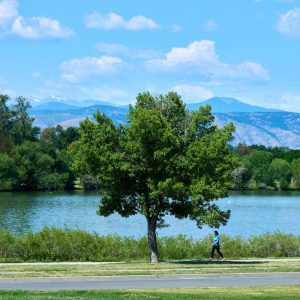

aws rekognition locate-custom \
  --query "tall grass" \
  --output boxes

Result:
[0,228,299,262]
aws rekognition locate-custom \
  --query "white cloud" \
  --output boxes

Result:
[0,0,74,39]
[32,71,42,78]
[0,86,16,97]
[280,91,300,111]
[204,20,219,32]
[0,0,17,28]
[35,81,131,105]
[77,86,131,105]
[277,7,300,38]
[0,77,7,85]
[172,84,214,102]
[147,40,269,82]
[85,12,160,30]
[96,42,160,59]
[256,0,294,2]
[60,56,123,83]
[11,16,74,39]
[171,24,181,32]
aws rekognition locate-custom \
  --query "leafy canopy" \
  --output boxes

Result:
[72,92,237,228]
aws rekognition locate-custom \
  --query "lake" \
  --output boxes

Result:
[0,191,299,238]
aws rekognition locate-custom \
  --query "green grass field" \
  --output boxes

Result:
[0,286,299,299]
[0,259,299,278]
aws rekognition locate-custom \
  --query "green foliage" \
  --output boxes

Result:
[0,228,299,262]
[37,173,69,191]
[0,94,78,191]
[268,158,292,190]
[71,91,237,261]
[233,143,300,191]
[0,154,18,191]
[291,158,300,189]
[249,232,300,257]
[10,97,40,144]
[0,95,39,153]
[72,92,236,224]
[246,151,273,184]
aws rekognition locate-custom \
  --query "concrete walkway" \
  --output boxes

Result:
[0,272,299,290]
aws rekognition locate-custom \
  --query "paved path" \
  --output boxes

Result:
[0,273,299,290]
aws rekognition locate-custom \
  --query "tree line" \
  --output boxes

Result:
[231,143,300,190]
[0,95,79,191]
[2,92,300,263]
[1,94,300,193]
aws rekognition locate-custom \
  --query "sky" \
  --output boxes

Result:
[0,0,300,111]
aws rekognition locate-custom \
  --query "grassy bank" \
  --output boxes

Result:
[0,260,299,278]
[0,228,299,262]
[0,286,300,300]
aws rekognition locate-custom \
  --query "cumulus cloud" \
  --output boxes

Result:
[0,0,74,39]
[172,84,214,102]
[171,24,182,32]
[204,20,219,32]
[147,40,269,82]
[0,77,7,85]
[96,42,160,59]
[0,78,16,96]
[280,91,300,111]
[11,16,74,39]
[277,7,300,38]
[60,56,123,83]
[32,71,42,78]
[85,12,160,30]
[77,86,131,105]
[34,82,131,105]
[0,0,17,28]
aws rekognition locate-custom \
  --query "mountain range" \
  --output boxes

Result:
[28,97,300,149]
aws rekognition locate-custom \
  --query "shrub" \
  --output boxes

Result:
[0,228,299,262]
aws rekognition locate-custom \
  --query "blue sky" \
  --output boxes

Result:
[0,0,300,111]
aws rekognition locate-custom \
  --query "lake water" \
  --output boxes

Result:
[0,191,299,238]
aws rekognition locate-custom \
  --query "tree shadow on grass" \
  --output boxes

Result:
[166,260,267,265]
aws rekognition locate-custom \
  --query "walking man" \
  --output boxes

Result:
[210,230,225,261]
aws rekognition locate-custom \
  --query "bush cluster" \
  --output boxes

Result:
[232,144,300,190]
[0,228,299,262]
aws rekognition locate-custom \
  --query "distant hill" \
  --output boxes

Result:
[28,97,300,149]
[187,97,282,113]
[215,112,300,148]
[30,102,79,111]
[30,104,128,128]
[29,96,116,108]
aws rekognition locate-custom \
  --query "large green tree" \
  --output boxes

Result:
[291,158,300,189]
[0,95,39,153]
[71,92,237,262]
[269,158,292,190]
[11,96,40,144]
[0,95,14,153]
[245,151,273,185]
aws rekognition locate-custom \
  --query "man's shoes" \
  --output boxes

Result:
[221,257,225,261]
[209,258,214,261]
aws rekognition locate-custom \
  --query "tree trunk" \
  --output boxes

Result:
[147,217,159,263]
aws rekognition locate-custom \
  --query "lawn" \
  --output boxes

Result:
[0,259,299,278]
[0,286,299,299]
